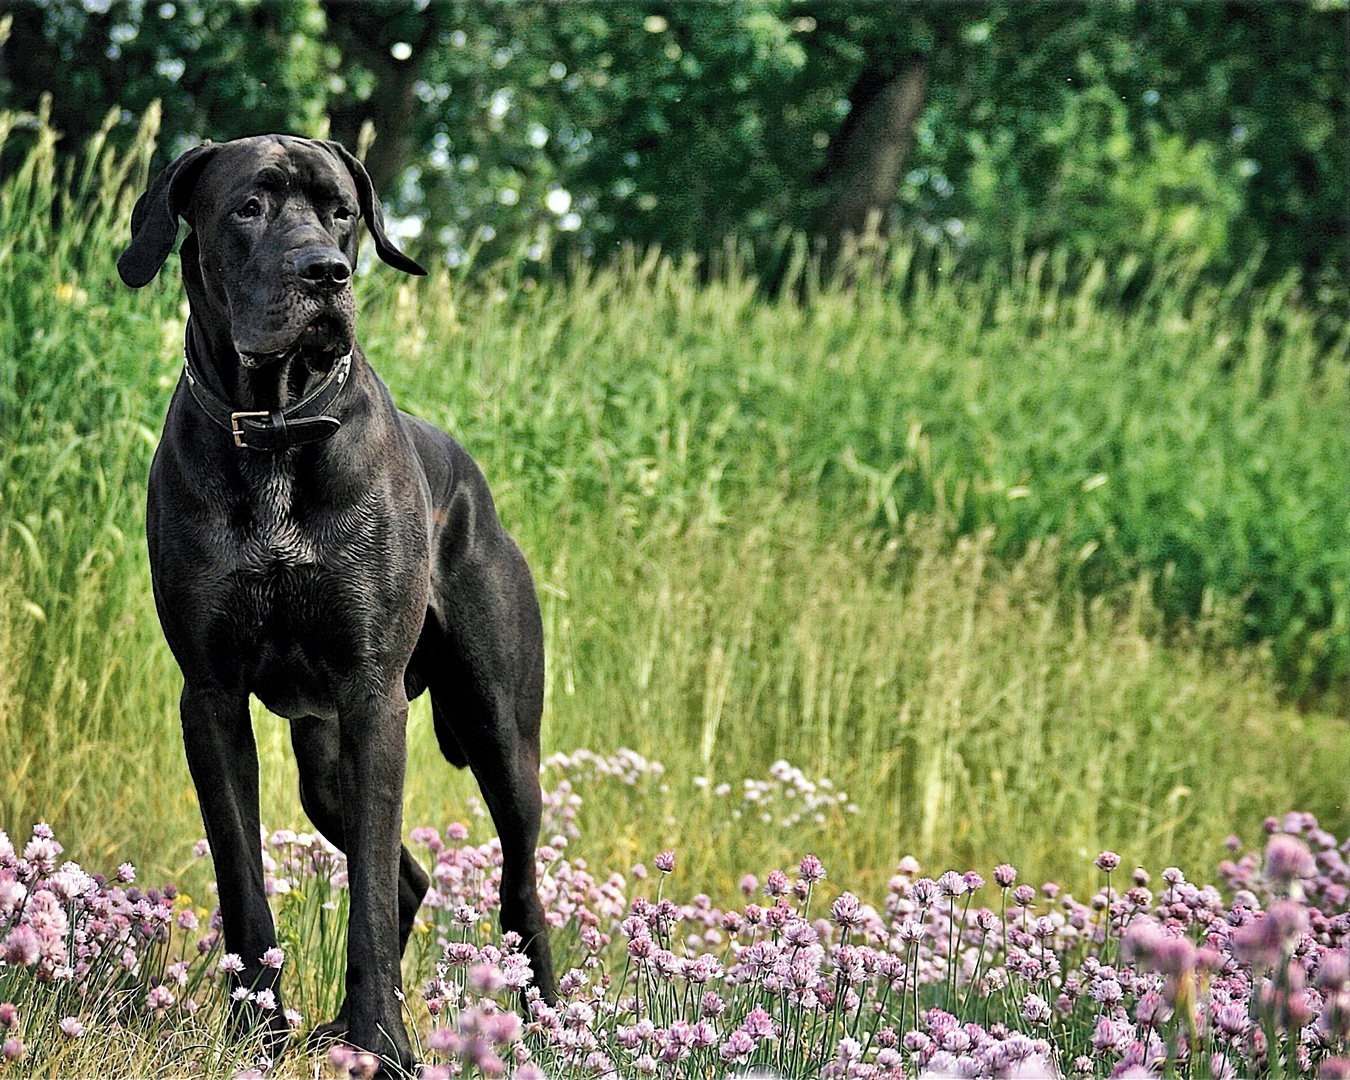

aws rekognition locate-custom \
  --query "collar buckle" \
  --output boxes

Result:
[229,410,270,449]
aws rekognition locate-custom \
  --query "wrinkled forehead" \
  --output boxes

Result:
[193,135,356,214]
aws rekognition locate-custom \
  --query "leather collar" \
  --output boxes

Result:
[182,322,352,451]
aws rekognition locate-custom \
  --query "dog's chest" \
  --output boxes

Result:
[237,457,317,567]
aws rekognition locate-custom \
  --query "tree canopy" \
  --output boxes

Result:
[3,0,1345,296]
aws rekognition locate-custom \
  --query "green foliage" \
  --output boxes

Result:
[1,2,1343,298]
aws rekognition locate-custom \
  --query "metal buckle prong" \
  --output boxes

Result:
[229,410,270,449]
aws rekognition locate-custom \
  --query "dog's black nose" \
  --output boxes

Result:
[296,250,352,291]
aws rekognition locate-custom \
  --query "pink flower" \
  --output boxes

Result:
[654,850,675,873]
[741,1006,777,1040]
[798,854,826,883]
[1264,834,1316,889]
[58,1016,84,1039]
[1021,992,1052,1025]
[1230,899,1309,968]
[261,946,285,968]
[739,873,758,896]
[1095,851,1122,872]
[219,953,245,975]
[2,1037,24,1062]
[911,878,940,907]
[468,963,505,995]
[831,892,862,930]
[0,1004,16,1029]
[720,1029,755,1064]
[2,925,40,967]
[146,985,174,1011]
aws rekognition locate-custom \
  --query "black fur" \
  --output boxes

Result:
[119,135,555,1073]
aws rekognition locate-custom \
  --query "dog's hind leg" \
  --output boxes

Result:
[289,713,430,1045]
[181,683,291,1050]
[430,683,557,1005]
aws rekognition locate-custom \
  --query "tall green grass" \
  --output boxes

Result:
[1,109,1347,904]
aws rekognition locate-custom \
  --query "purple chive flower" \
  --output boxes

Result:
[1012,884,1036,907]
[2,924,40,967]
[654,850,675,874]
[146,984,174,1011]
[831,892,863,930]
[720,1029,755,1064]
[739,873,758,896]
[1095,851,1121,872]
[741,1006,777,1040]
[261,946,285,969]
[764,870,790,897]
[57,1016,84,1040]
[1214,1002,1250,1038]
[994,863,1018,888]
[468,963,506,995]
[219,953,245,975]
[911,878,940,907]
[0,1004,16,1029]
[798,854,826,884]
[116,862,135,884]
[1230,898,1309,968]
[1021,993,1052,1025]
[1264,833,1316,889]
[937,870,966,898]
[1320,950,1350,992]
[2,1037,24,1062]
[253,989,277,1011]
[963,870,986,892]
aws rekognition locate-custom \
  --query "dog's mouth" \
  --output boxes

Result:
[236,314,353,370]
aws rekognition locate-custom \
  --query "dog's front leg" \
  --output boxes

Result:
[180,683,289,1049]
[338,685,415,1074]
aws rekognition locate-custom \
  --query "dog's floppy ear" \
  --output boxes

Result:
[117,143,220,288]
[322,140,427,277]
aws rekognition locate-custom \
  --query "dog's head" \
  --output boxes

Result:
[118,135,426,367]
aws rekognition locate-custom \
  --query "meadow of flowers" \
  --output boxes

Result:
[3,750,1350,1079]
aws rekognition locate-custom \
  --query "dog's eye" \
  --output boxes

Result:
[235,198,263,220]
[334,206,356,222]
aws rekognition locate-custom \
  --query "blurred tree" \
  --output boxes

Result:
[1,0,1343,295]
[0,0,335,155]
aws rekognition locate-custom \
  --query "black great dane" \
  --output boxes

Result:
[117,135,555,1072]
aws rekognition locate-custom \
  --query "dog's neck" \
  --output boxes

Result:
[186,316,336,414]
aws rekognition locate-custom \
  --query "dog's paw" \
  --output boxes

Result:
[306,1015,349,1048]
[344,1017,416,1077]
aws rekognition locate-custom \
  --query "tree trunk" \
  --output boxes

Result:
[320,3,437,195]
[815,59,929,266]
